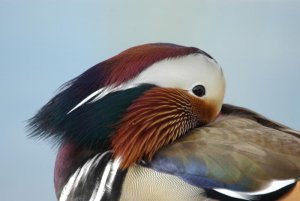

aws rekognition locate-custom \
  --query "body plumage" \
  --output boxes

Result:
[28,43,300,201]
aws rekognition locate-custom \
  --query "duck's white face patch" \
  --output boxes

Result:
[68,53,226,114]
[131,53,225,101]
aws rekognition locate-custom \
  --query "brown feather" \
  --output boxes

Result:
[153,104,300,191]
[112,87,219,169]
[221,104,300,138]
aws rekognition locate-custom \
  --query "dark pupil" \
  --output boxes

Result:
[192,85,206,97]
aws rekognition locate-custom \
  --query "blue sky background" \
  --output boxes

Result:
[1,1,299,200]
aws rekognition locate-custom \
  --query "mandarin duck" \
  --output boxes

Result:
[29,43,300,201]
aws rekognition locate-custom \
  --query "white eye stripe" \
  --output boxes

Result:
[68,53,225,114]
[67,88,106,114]
[129,54,225,101]
[67,83,140,114]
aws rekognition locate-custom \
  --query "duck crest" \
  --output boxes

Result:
[28,43,202,148]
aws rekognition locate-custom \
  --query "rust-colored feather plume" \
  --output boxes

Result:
[112,87,218,169]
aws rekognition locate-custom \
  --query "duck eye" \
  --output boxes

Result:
[192,85,206,97]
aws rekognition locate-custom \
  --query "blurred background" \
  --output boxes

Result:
[1,0,299,200]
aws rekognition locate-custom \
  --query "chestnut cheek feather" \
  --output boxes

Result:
[191,98,219,124]
[112,87,218,169]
